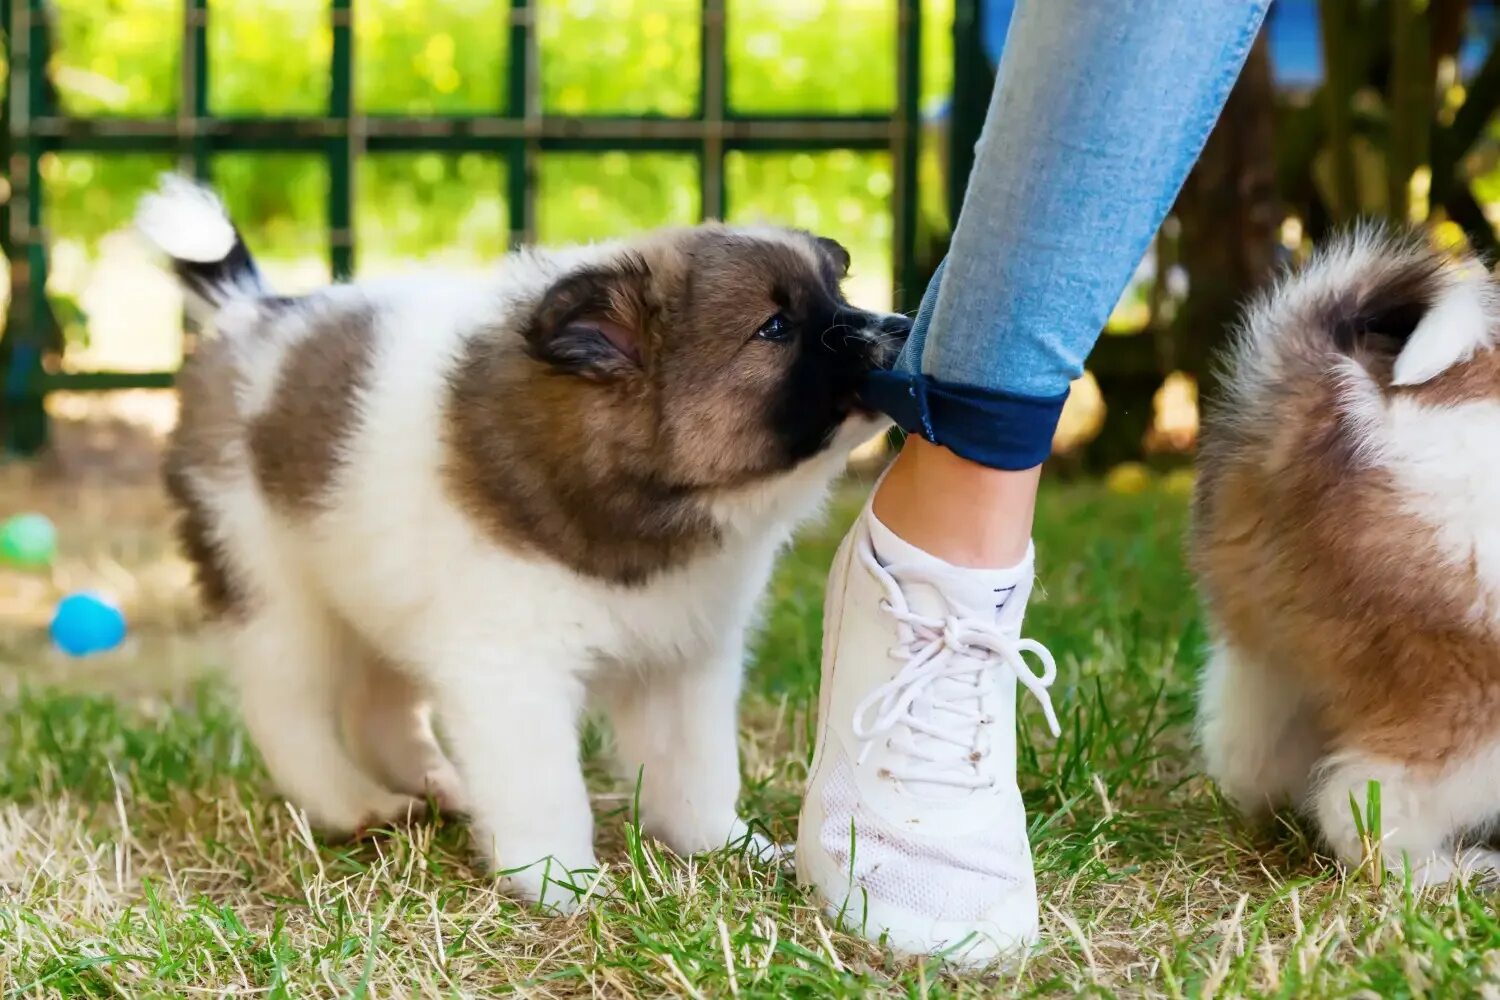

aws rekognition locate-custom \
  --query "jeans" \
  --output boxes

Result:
[865,0,1272,470]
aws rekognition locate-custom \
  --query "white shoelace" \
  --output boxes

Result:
[850,538,1062,790]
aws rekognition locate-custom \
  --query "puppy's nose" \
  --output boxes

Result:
[879,314,913,339]
[865,312,911,368]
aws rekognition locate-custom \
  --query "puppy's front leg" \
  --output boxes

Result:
[432,652,597,910]
[602,633,766,856]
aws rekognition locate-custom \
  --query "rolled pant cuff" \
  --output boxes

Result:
[862,370,1068,471]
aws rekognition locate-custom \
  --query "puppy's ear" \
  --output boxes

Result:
[525,254,651,379]
[814,236,851,279]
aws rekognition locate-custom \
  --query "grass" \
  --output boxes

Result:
[3,458,1499,998]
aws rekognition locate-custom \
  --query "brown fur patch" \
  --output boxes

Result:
[249,305,378,513]
[441,226,881,585]
[163,337,250,618]
[444,328,721,587]
[1196,349,1500,768]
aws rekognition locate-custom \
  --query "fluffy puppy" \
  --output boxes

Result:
[1194,227,1500,883]
[138,176,909,906]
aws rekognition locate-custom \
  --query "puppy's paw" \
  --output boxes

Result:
[419,763,468,816]
[352,793,430,837]
[653,813,787,862]
[501,855,608,914]
[1405,847,1500,888]
[727,818,792,866]
[300,790,428,840]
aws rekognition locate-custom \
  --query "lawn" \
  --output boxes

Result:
[1,460,1495,998]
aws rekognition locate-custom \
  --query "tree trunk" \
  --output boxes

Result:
[1320,0,1362,222]
[1171,31,1279,413]
[1388,0,1434,223]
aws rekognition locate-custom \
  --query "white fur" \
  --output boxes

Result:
[1382,398,1500,626]
[1310,745,1500,886]
[1197,643,1324,813]
[1393,265,1495,386]
[176,242,898,908]
[135,174,237,263]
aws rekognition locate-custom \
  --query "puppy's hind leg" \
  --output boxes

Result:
[341,652,466,813]
[1197,641,1325,814]
[229,595,421,835]
[1312,749,1500,886]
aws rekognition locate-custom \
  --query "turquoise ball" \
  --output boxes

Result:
[0,513,57,569]
[50,592,127,656]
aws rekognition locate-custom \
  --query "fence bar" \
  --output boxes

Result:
[182,0,208,180]
[329,0,355,277]
[506,0,533,247]
[27,115,899,145]
[893,0,922,313]
[2,0,51,452]
[700,0,726,221]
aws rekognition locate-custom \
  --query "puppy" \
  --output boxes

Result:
[1194,227,1500,884]
[138,176,909,906]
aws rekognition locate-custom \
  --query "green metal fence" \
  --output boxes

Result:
[1,0,922,454]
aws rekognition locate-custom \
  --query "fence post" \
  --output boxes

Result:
[506,0,535,248]
[1,0,56,455]
[893,0,921,313]
[330,0,356,279]
[700,0,726,222]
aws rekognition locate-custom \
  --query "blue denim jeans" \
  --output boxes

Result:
[865,0,1272,470]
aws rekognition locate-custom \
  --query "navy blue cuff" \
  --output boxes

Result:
[861,370,1069,471]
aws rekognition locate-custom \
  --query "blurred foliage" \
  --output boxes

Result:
[41,154,172,238]
[537,152,699,244]
[52,0,177,116]
[357,0,506,114]
[212,153,330,260]
[37,0,955,319]
[209,0,332,115]
[39,154,172,350]
[357,154,509,262]
[540,0,699,116]
[726,150,893,291]
[729,0,894,114]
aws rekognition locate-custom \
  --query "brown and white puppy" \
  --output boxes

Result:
[1194,227,1500,883]
[138,176,909,907]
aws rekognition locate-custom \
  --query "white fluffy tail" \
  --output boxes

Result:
[1391,261,1495,385]
[1223,228,1498,415]
[135,174,271,327]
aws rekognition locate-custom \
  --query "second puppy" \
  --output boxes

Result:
[1195,228,1500,883]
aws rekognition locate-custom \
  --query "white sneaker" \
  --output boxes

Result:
[797,501,1061,967]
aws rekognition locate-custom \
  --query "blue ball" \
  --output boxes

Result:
[50,592,127,656]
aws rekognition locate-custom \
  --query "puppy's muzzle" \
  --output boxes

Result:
[868,313,913,369]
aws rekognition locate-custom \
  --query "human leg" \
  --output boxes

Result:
[801,0,1272,962]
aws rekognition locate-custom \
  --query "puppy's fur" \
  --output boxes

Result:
[139,176,908,905]
[1194,227,1500,883]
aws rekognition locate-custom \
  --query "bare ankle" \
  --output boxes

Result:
[871,436,1039,569]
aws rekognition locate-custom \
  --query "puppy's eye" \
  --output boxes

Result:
[755,314,793,342]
